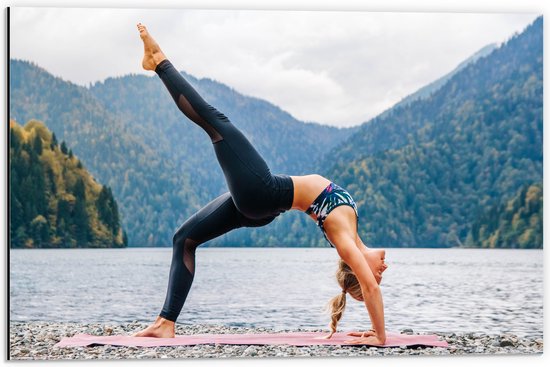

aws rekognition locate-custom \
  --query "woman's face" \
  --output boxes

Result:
[363,249,388,284]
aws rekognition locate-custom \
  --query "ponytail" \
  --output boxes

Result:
[327,290,347,335]
[326,259,363,336]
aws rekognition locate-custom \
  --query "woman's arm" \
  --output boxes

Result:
[336,240,386,344]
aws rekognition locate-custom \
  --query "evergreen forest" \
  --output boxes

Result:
[10,120,127,248]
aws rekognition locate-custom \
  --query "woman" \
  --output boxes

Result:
[133,23,388,345]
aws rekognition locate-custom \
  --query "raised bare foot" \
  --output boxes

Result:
[132,316,175,338]
[137,23,167,71]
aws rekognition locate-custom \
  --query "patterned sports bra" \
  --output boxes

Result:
[305,182,359,247]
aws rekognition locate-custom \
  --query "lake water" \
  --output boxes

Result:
[9,248,543,338]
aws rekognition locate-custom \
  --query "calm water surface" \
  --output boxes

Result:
[9,248,543,338]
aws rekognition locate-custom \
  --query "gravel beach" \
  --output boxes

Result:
[9,322,543,360]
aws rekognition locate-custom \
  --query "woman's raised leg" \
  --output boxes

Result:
[138,23,280,219]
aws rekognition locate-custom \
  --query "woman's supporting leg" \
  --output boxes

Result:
[159,192,244,322]
[132,193,242,337]
[133,191,276,337]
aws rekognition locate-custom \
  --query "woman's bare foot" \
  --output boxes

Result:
[132,316,175,338]
[137,23,167,71]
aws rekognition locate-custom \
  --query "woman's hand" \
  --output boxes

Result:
[344,333,385,346]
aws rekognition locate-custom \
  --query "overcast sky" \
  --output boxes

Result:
[9,8,538,127]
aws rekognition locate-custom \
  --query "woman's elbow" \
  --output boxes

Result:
[362,282,381,295]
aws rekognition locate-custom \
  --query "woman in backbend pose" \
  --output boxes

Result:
[133,23,389,345]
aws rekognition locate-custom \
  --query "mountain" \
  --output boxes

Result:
[321,17,542,247]
[384,43,498,115]
[9,120,126,248]
[9,60,199,246]
[90,72,356,177]
[9,60,356,246]
[9,17,542,248]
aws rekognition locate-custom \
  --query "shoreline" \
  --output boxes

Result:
[10,322,543,360]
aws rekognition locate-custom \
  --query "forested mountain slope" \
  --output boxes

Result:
[10,120,126,248]
[322,17,542,247]
[384,43,498,115]
[9,60,354,246]
[10,17,541,248]
[10,60,198,245]
[465,182,542,249]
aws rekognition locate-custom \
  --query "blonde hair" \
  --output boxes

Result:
[327,259,363,335]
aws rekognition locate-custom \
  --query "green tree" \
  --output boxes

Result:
[30,215,49,248]
[51,132,58,149]
[60,141,68,155]
[73,197,91,246]
[10,127,21,151]
[32,133,43,155]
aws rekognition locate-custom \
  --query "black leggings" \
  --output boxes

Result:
[155,60,294,322]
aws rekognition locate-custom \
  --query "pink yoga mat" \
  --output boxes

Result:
[55,331,448,348]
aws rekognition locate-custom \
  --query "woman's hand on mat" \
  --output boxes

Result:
[347,329,376,338]
[344,334,384,346]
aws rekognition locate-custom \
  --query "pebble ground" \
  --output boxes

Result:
[9,322,543,360]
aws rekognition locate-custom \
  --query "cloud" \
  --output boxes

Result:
[9,8,538,127]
